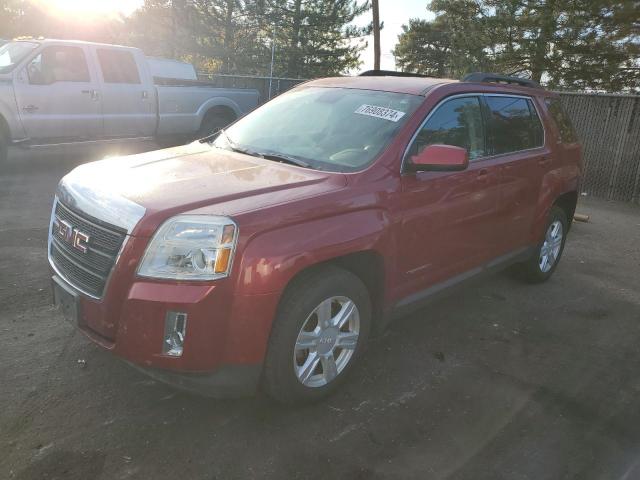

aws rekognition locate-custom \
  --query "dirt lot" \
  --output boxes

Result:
[1,145,639,480]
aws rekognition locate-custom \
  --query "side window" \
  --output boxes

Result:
[408,96,486,160]
[27,46,90,85]
[527,99,544,147]
[485,96,542,154]
[96,49,141,84]
[545,98,577,143]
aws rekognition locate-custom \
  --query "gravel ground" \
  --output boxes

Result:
[1,145,639,480]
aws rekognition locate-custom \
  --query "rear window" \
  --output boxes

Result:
[97,49,141,84]
[546,98,578,143]
[486,96,544,154]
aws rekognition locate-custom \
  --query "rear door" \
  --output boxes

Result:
[94,47,156,137]
[14,44,103,140]
[398,95,503,296]
[483,94,549,252]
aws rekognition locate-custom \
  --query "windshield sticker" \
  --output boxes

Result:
[354,104,406,122]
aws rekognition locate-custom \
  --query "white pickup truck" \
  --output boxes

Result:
[0,39,260,162]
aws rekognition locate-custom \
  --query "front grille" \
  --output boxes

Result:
[49,201,127,298]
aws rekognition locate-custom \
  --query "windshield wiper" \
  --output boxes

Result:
[260,153,311,169]
[205,129,264,158]
[204,130,311,168]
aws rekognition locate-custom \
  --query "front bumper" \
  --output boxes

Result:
[54,271,281,396]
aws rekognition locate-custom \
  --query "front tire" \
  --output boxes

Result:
[263,266,371,404]
[515,206,568,283]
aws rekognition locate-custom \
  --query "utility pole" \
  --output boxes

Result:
[372,0,380,70]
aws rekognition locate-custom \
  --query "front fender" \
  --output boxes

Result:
[235,208,393,297]
[0,81,25,140]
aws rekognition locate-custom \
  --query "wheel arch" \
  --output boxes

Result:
[197,98,241,126]
[553,190,578,231]
[278,250,387,333]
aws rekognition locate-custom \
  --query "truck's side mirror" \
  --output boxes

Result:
[406,144,469,172]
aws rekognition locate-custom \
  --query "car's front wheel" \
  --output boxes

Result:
[263,266,371,404]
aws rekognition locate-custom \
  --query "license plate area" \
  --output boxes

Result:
[52,276,80,325]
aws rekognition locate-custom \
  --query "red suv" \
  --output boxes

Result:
[49,72,582,403]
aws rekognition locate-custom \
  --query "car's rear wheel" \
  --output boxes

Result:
[263,266,371,404]
[516,206,568,283]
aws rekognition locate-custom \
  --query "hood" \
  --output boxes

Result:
[57,142,345,235]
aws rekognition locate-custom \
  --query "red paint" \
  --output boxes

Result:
[71,78,581,377]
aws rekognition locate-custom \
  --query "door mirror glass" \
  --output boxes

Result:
[408,144,469,172]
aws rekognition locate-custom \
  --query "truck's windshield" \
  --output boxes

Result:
[0,41,39,74]
[213,86,422,172]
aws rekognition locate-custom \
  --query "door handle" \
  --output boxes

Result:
[81,89,100,101]
[22,105,38,113]
[477,168,489,180]
[538,156,552,166]
[141,90,148,100]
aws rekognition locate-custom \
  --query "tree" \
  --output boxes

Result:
[265,0,372,78]
[394,0,640,92]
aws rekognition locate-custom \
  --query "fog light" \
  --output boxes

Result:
[163,311,187,357]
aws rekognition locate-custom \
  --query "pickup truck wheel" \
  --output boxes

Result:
[516,206,568,283]
[263,266,371,404]
[198,108,236,139]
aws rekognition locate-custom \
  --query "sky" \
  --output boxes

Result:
[41,0,433,73]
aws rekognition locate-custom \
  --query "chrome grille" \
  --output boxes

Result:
[49,200,126,298]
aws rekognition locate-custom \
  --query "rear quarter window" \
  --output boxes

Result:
[485,96,544,154]
[545,98,578,143]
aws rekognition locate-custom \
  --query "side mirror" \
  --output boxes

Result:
[407,144,469,172]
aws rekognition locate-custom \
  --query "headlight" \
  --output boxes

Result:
[138,215,238,280]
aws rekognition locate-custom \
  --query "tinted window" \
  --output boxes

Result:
[97,49,141,84]
[546,98,577,143]
[27,46,90,85]
[486,96,543,154]
[528,99,544,146]
[408,96,486,160]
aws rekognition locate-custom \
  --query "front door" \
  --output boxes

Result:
[14,44,103,140]
[397,95,502,298]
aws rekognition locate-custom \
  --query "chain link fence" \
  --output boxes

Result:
[559,92,640,204]
[197,73,305,102]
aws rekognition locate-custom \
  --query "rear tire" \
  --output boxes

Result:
[263,266,371,404]
[515,206,568,283]
[197,108,236,139]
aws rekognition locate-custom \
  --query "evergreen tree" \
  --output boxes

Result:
[394,0,639,92]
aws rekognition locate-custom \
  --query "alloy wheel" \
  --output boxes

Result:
[539,220,563,273]
[293,296,360,388]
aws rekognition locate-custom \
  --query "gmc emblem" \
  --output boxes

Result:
[53,216,90,254]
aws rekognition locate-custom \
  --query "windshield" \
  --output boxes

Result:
[212,86,422,172]
[0,41,39,74]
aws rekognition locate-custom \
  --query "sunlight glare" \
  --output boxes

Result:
[41,0,143,17]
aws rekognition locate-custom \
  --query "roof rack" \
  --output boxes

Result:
[359,70,427,78]
[463,72,541,89]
